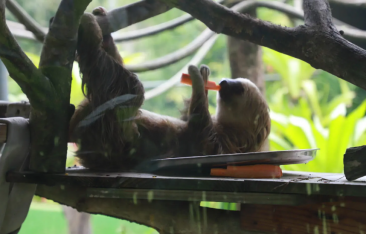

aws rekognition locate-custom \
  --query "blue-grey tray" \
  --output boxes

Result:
[137,149,318,173]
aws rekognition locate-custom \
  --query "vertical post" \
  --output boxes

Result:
[0,60,8,101]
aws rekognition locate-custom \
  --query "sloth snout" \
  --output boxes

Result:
[219,79,244,100]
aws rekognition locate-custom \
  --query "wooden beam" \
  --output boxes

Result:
[240,196,366,233]
[6,169,366,198]
[86,188,310,206]
[0,123,7,143]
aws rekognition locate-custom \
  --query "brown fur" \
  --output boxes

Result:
[69,9,271,171]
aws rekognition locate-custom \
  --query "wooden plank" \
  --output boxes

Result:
[0,123,7,143]
[86,188,313,205]
[6,168,366,198]
[240,196,366,233]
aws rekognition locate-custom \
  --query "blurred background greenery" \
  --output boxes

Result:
[4,0,366,233]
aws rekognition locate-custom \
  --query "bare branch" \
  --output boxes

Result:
[6,0,46,42]
[157,0,366,90]
[126,29,215,72]
[144,34,219,100]
[6,20,37,40]
[329,0,366,7]
[113,14,193,42]
[96,0,172,35]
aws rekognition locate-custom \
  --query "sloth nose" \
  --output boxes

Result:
[219,79,244,100]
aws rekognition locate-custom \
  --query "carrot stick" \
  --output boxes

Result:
[181,73,221,91]
[210,165,283,178]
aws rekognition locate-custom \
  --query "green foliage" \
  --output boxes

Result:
[271,101,366,173]
[263,48,366,173]
[20,202,158,234]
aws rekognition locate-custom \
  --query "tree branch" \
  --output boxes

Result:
[144,34,219,100]
[0,0,51,109]
[6,0,366,45]
[28,0,91,173]
[6,20,38,40]
[157,0,366,90]
[126,0,364,72]
[96,0,172,35]
[6,0,46,42]
[303,0,335,30]
[329,0,366,7]
[126,29,215,72]
[113,14,193,42]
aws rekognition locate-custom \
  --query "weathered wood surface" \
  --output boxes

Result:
[0,123,6,143]
[6,168,366,198]
[241,196,366,234]
[344,145,366,181]
[86,188,316,206]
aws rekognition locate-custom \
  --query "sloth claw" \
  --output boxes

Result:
[93,6,107,16]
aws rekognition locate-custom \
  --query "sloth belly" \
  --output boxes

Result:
[133,109,188,160]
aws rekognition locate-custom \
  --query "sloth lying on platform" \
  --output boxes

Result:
[69,8,271,171]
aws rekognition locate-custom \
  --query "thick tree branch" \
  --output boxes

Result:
[29,0,91,173]
[6,0,46,42]
[36,185,242,234]
[0,0,51,109]
[96,0,172,35]
[157,0,366,90]
[303,0,335,30]
[6,0,366,45]
[126,0,364,72]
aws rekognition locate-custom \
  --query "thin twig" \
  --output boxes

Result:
[6,0,46,42]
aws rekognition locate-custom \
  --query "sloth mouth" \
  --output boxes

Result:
[219,79,244,100]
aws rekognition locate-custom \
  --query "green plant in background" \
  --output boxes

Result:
[263,47,366,173]
[270,101,366,173]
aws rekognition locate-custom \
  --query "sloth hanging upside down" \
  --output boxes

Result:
[68,8,271,171]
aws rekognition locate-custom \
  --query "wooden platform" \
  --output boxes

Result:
[6,167,366,200]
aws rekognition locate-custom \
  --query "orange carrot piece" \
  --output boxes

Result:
[210,165,283,178]
[181,73,221,91]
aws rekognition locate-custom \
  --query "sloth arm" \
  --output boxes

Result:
[185,65,215,154]
[187,65,213,130]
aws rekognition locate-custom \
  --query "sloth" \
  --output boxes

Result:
[69,8,271,171]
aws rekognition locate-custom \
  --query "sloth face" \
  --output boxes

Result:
[215,78,270,130]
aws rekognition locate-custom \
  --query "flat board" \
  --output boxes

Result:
[7,169,366,198]
[136,149,318,173]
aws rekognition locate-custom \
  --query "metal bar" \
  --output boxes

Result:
[0,60,8,101]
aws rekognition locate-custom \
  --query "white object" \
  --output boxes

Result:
[0,117,36,234]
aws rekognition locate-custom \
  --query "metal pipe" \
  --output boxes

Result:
[0,60,8,101]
